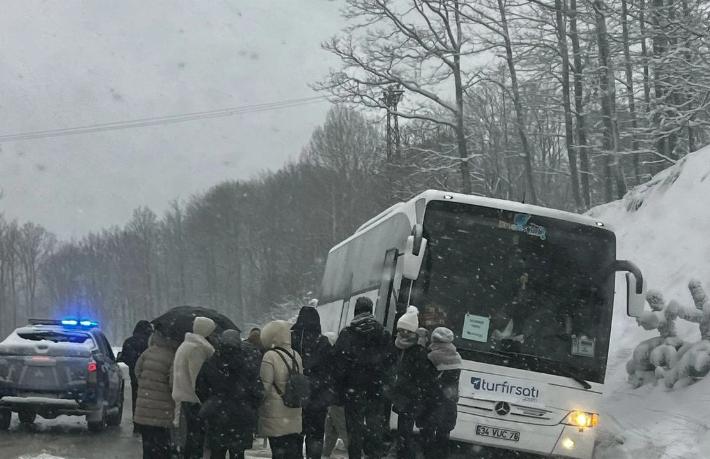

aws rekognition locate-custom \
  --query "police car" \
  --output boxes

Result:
[0,319,124,432]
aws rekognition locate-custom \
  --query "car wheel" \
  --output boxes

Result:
[18,411,36,424]
[0,410,10,430]
[87,406,106,432]
[107,386,124,427]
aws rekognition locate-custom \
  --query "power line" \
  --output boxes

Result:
[0,96,327,143]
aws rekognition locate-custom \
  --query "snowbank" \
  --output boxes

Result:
[589,146,710,457]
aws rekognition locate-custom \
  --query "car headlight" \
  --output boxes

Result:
[565,410,598,428]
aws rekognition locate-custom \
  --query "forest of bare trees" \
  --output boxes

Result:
[1,0,708,342]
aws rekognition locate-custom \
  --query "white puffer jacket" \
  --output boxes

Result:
[172,330,215,404]
[134,332,179,428]
[258,320,303,438]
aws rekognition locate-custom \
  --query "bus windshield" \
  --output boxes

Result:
[410,200,616,384]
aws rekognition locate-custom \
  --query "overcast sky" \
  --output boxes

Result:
[0,0,343,239]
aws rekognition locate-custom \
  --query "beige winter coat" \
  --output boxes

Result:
[134,331,179,428]
[258,320,303,438]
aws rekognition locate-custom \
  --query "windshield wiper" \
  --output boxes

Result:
[537,358,592,390]
[473,348,592,390]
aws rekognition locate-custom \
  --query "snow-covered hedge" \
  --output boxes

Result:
[627,279,710,389]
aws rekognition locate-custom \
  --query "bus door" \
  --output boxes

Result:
[376,248,399,328]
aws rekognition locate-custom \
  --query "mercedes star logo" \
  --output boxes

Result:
[494,401,511,416]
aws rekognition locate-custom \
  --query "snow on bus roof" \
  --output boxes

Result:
[415,189,606,228]
[330,189,608,255]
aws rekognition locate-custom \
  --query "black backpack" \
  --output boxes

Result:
[270,347,311,408]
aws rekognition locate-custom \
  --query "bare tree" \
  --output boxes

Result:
[316,0,481,193]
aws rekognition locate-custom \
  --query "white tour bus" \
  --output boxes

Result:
[316,190,645,459]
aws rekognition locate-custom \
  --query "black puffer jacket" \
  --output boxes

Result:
[417,339,462,432]
[120,321,152,373]
[333,313,396,400]
[389,345,433,416]
[291,307,335,410]
[418,368,461,432]
[195,341,264,450]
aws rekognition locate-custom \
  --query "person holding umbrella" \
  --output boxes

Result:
[172,316,217,459]
[196,329,264,459]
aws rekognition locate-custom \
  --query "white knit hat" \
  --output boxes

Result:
[193,316,216,337]
[396,306,419,332]
[432,327,455,343]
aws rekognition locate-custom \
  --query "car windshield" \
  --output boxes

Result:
[16,331,94,346]
[410,200,616,384]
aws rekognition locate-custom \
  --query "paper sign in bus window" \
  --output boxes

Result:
[463,313,490,342]
[571,334,596,357]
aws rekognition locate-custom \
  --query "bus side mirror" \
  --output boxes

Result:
[616,260,645,317]
[626,273,646,317]
[402,235,427,280]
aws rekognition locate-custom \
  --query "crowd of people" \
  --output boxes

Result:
[120,296,462,459]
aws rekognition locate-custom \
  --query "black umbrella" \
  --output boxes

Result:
[151,305,240,342]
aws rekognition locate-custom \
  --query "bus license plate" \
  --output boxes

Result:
[475,424,520,442]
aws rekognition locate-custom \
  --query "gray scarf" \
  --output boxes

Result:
[428,342,462,370]
[395,332,418,350]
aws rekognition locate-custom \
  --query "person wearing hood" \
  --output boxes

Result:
[196,329,264,459]
[172,316,217,459]
[291,306,333,459]
[418,327,462,459]
[134,328,179,459]
[259,320,304,459]
[333,296,396,459]
[390,306,432,459]
[119,320,153,433]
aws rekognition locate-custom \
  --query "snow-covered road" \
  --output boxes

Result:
[0,367,344,459]
[0,373,142,459]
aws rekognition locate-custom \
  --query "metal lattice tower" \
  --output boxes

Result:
[381,85,404,163]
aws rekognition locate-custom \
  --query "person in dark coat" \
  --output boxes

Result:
[417,327,462,459]
[119,320,153,432]
[291,306,334,459]
[390,306,431,459]
[195,329,264,459]
[333,296,396,459]
[246,327,264,354]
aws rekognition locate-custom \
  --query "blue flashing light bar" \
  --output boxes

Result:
[59,319,98,328]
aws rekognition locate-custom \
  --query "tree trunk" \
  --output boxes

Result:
[454,3,472,195]
[594,0,627,200]
[651,0,670,163]
[555,0,583,210]
[497,0,538,204]
[621,0,642,183]
[639,0,651,112]
[569,0,591,207]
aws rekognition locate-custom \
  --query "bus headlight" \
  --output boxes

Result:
[565,410,598,428]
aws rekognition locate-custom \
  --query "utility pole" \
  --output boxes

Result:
[382,85,405,162]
